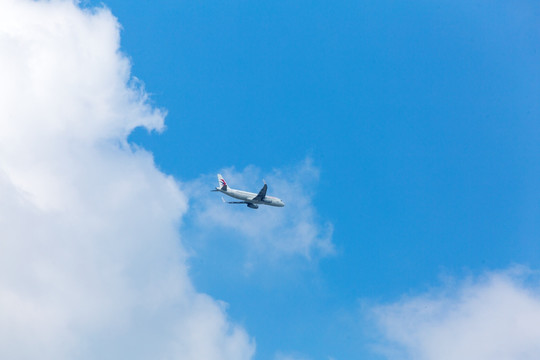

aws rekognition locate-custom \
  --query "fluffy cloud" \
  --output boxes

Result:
[183,160,334,260]
[371,268,540,360]
[0,1,253,359]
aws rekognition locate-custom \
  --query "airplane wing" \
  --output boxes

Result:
[251,182,267,202]
[222,197,248,204]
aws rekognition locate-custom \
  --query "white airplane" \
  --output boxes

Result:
[212,174,285,209]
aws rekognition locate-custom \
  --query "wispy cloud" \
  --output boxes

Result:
[182,159,334,261]
[369,267,540,360]
[0,1,253,359]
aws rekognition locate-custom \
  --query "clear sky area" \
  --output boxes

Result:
[2,0,540,359]
[93,0,540,358]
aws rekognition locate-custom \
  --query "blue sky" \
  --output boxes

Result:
[86,0,540,358]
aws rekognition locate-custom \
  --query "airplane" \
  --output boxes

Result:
[212,174,285,209]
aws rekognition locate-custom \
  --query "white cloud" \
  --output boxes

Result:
[371,268,540,360]
[0,1,254,359]
[183,160,334,260]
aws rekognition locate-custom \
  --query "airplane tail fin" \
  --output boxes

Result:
[217,174,228,191]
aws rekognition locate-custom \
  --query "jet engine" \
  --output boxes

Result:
[247,203,259,209]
